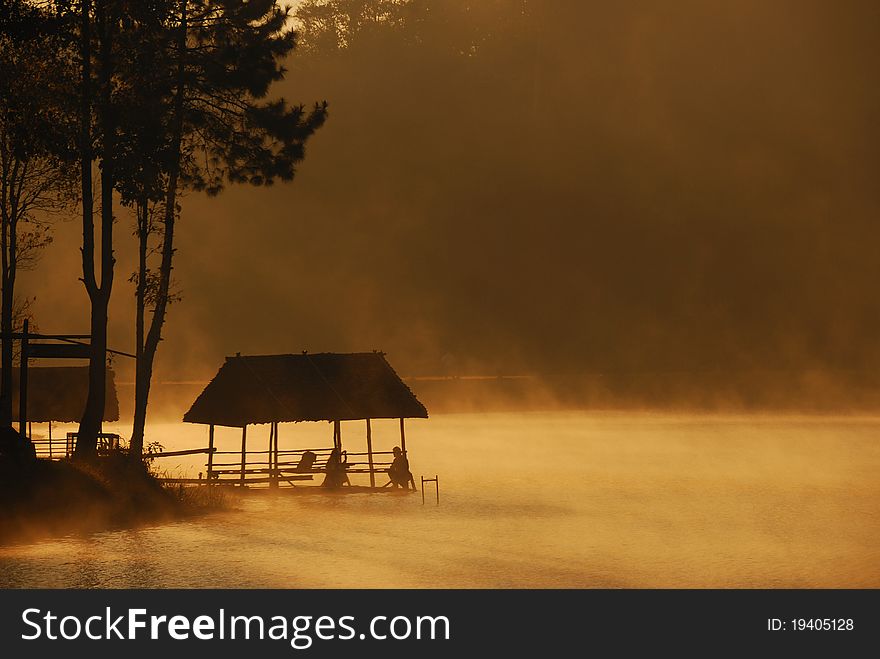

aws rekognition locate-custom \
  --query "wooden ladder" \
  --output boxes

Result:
[421,475,439,505]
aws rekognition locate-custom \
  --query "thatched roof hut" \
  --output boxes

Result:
[11,366,119,423]
[183,353,427,489]
[184,352,427,427]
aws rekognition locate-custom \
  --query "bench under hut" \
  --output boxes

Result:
[11,366,120,458]
[182,352,428,488]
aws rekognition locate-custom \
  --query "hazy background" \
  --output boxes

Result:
[18,0,880,412]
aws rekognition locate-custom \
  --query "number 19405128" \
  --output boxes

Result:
[767,618,854,631]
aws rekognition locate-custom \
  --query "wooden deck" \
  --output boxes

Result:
[32,422,420,492]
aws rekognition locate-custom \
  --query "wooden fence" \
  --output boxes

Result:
[31,432,411,490]
[194,447,398,488]
[32,432,122,460]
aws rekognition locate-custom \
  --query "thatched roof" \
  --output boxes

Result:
[183,352,428,427]
[11,366,119,423]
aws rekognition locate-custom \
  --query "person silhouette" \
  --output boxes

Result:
[387,446,412,489]
[321,447,349,488]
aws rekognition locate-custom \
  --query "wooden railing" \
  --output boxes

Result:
[31,436,75,460]
[31,435,410,490]
[32,432,124,460]
[197,447,399,488]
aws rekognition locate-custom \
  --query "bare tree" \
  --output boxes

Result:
[0,3,76,430]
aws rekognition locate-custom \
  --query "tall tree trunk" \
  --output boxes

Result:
[0,221,15,429]
[0,144,12,428]
[129,197,148,459]
[78,290,108,457]
[76,0,97,459]
[129,1,187,462]
[76,0,116,460]
[0,138,20,429]
[0,285,11,430]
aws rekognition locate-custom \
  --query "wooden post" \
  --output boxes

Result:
[207,425,215,482]
[269,423,278,488]
[18,319,28,437]
[240,425,247,487]
[274,422,280,484]
[48,420,53,458]
[366,418,375,488]
[266,423,272,482]
[399,417,406,453]
[421,475,439,505]
[334,420,341,449]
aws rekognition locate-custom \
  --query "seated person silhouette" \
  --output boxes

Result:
[387,446,413,490]
[296,450,317,472]
[321,447,349,488]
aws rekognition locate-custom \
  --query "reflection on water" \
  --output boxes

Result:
[2,412,879,588]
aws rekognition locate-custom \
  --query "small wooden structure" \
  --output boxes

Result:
[2,323,130,458]
[11,366,119,458]
[182,352,428,488]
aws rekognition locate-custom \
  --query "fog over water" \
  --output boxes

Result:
[3,412,878,588]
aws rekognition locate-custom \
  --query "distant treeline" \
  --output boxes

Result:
[115,368,880,420]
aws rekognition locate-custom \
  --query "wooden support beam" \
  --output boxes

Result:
[159,475,313,486]
[334,420,341,449]
[157,478,216,486]
[2,332,91,340]
[18,320,28,437]
[207,425,215,482]
[366,418,375,488]
[240,425,247,487]
[269,422,278,488]
[151,447,217,458]
[28,343,90,359]
[273,422,278,483]
[48,421,52,458]
[267,423,272,483]
[399,417,406,453]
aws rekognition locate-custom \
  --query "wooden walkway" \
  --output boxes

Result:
[32,427,418,491]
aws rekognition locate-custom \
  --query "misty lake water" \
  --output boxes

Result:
[1,412,879,588]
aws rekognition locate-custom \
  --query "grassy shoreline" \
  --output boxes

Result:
[0,456,215,545]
